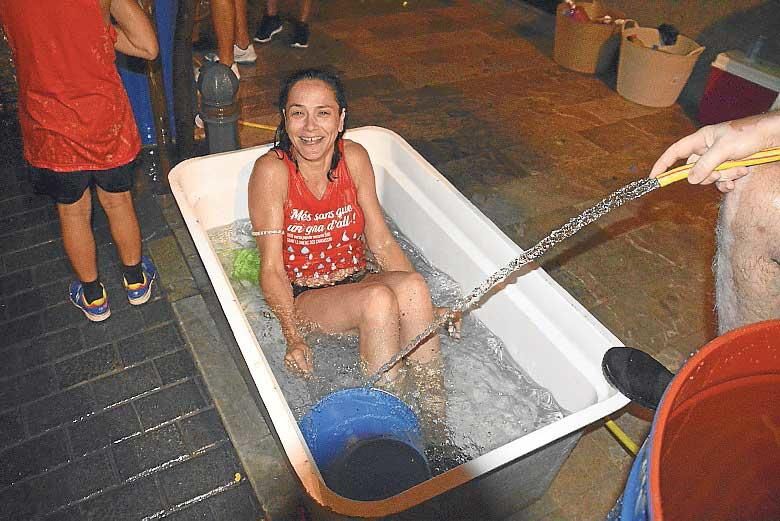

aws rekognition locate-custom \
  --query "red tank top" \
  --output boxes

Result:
[282,143,366,284]
[1,0,141,171]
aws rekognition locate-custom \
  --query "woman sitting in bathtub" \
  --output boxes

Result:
[248,69,457,402]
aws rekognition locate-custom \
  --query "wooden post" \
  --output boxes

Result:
[173,0,196,163]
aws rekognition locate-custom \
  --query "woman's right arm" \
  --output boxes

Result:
[248,154,313,375]
[107,0,159,60]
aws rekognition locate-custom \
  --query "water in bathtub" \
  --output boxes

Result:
[208,218,566,475]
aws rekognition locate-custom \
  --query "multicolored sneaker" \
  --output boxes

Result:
[69,281,111,322]
[124,256,158,306]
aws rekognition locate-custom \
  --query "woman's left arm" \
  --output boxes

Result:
[346,141,414,272]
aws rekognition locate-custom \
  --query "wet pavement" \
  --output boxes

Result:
[1,0,722,519]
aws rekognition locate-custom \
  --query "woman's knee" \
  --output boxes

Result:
[359,283,400,325]
[401,271,431,302]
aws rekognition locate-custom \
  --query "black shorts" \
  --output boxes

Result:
[292,269,369,298]
[29,159,136,204]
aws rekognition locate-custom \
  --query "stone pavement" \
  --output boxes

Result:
[0,118,267,520]
[1,0,724,519]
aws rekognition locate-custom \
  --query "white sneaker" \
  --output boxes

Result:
[233,43,257,64]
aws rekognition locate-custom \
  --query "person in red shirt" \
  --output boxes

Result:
[0,0,160,322]
[248,70,459,407]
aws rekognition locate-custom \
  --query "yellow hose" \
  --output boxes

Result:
[238,120,277,132]
[604,419,640,456]
[656,146,780,187]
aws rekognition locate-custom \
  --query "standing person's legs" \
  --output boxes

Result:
[209,0,237,65]
[58,187,111,321]
[715,163,780,333]
[290,0,312,48]
[254,0,283,43]
[58,188,98,284]
[93,165,158,305]
[95,187,142,268]
[299,0,313,23]
[233,0,251,49]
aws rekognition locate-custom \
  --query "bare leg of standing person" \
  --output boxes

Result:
[95,187,142,268]
[209,0,236,66]
[299,0,313,22]
[715,163,780,334]
[231,0,256,65]
[58,189,98,284]
[290,0,313,47]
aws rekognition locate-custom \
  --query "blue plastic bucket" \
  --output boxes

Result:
[117,0,176,145]
[615,320,780,520]
[299,387,431,500]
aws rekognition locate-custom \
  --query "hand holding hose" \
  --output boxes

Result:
[650,112,780,192]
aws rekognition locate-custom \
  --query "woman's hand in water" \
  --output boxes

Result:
[435,307,462,340]
[284,341,313,377]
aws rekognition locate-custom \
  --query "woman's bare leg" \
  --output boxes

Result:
[368,271,441,364]
[294,279,403,381]
[715,163,780,334]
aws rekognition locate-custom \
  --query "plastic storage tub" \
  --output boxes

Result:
[698,50,780,125]
[168,126,629,519]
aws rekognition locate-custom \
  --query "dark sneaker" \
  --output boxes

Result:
[290,21,309,48]
[602,347,674,410]
[124,255,158,305]
[69,281,111,322]
[254,14,283,43]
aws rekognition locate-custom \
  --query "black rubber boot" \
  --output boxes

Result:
[602,347,674,410]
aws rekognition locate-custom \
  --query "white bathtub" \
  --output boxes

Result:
[169,126,628,519]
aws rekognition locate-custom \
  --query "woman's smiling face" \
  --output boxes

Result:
[284,79,345,164]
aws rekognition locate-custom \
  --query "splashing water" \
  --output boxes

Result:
[367,177,661,386]
[207,216,569,474]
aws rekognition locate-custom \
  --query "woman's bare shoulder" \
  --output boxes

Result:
[343,139,373,183]
[343,139,369,160]
[250,150,289,186]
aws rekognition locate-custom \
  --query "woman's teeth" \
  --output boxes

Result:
[300,136,322,144]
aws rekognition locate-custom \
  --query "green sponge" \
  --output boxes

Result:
[231,248,261,284]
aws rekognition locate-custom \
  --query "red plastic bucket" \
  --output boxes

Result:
[649,320,780,520]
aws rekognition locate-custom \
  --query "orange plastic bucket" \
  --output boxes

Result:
[649,320,780,519]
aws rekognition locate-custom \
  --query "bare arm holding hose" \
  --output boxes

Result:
[650,111,780,192]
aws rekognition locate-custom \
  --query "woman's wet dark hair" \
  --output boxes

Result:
[274,68,348,181]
